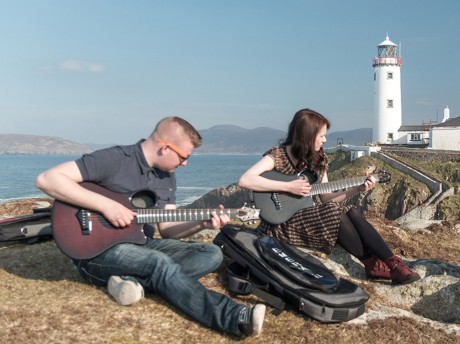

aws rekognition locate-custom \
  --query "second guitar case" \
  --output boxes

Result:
[213,225,369,323]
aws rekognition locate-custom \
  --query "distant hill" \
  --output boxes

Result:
[0,127,372,155]
[197,125,372,154]
[0,134,93,155]
[197,125,286,154]
[324,128,372,148]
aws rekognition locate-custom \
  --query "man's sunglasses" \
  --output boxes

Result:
[159,139,190,163]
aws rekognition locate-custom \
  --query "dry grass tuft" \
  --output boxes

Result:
[0,197,53,219]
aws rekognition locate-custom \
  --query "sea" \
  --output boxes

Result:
[0,154,261,207]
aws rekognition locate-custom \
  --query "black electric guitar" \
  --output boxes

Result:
[252,170,391,224]
[52,182,260,259]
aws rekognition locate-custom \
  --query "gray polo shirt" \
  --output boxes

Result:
[75,140,176,208]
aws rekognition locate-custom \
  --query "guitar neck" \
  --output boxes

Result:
[136,208,239,223]
[309,174,377,196]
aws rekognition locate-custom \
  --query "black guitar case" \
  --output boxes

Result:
[0,208,52,243]
[214,225,369,323]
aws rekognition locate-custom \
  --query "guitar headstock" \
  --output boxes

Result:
[236,204,260,223]
[376,169,391,184]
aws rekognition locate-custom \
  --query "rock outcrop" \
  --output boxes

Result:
[181,183,252,209]
[319,246,460,333]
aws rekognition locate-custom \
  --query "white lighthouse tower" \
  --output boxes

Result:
[372,35,403,143]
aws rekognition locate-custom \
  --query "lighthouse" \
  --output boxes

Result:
[372,35,403,143]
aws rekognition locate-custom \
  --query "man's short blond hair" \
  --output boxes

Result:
[153,116,202,148]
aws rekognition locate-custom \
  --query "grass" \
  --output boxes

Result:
[1,199,459,343]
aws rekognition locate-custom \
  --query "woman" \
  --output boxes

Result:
[238,108,420,285]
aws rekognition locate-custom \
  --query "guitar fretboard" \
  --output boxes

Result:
[136,208,239,223]
[309,174,377,196]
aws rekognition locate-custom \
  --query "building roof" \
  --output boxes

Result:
[399,125,430,132]
[398,116,460,131]
[434,116,460,127]
[378,35,397,47]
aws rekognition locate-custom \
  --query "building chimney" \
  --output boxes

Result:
[442,105,450,123]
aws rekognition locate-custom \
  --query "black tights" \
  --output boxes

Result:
[336,207,393,261]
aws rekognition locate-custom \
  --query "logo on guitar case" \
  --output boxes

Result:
[271,247,323,279]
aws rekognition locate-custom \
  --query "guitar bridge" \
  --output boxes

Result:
[76,209,92,235]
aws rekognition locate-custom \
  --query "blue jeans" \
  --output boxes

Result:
[73,238,244,335]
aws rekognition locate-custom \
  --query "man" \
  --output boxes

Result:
[35,116,265,337]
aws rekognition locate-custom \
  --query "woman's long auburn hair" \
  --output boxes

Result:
[282,108,330,174]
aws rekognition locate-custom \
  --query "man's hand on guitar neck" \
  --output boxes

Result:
[200,204,231,230]
[158,204,230,239]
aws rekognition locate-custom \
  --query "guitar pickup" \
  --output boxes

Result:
[76,209,92,235]
[271,193,282,211]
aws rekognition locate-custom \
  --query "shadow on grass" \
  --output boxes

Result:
[0,239,83,282]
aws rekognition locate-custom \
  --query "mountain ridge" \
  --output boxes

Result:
[0,127,372,155]
[0,134,93,155]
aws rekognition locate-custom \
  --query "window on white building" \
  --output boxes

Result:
[387,133,394,142]
[410,134,421,141]
[387,99,394,108]
[387,72,393,79]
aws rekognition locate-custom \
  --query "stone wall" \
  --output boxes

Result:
[374,152,443,200]
[381,147,460,162]
[374,149,460,223]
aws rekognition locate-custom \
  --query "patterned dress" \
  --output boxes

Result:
[257,146,352,254]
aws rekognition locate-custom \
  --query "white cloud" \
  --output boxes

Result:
[58,60,106,73]
[415,98,433,106]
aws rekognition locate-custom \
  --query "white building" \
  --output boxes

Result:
[372,35,403,144]
[396,125,431,145]
[394,106,460,150]
[429,107,460,150]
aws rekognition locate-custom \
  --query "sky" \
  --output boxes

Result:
[1,0,459,145]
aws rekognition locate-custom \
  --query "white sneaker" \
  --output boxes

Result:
[107,276,144,306]
[238,304,266,336]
